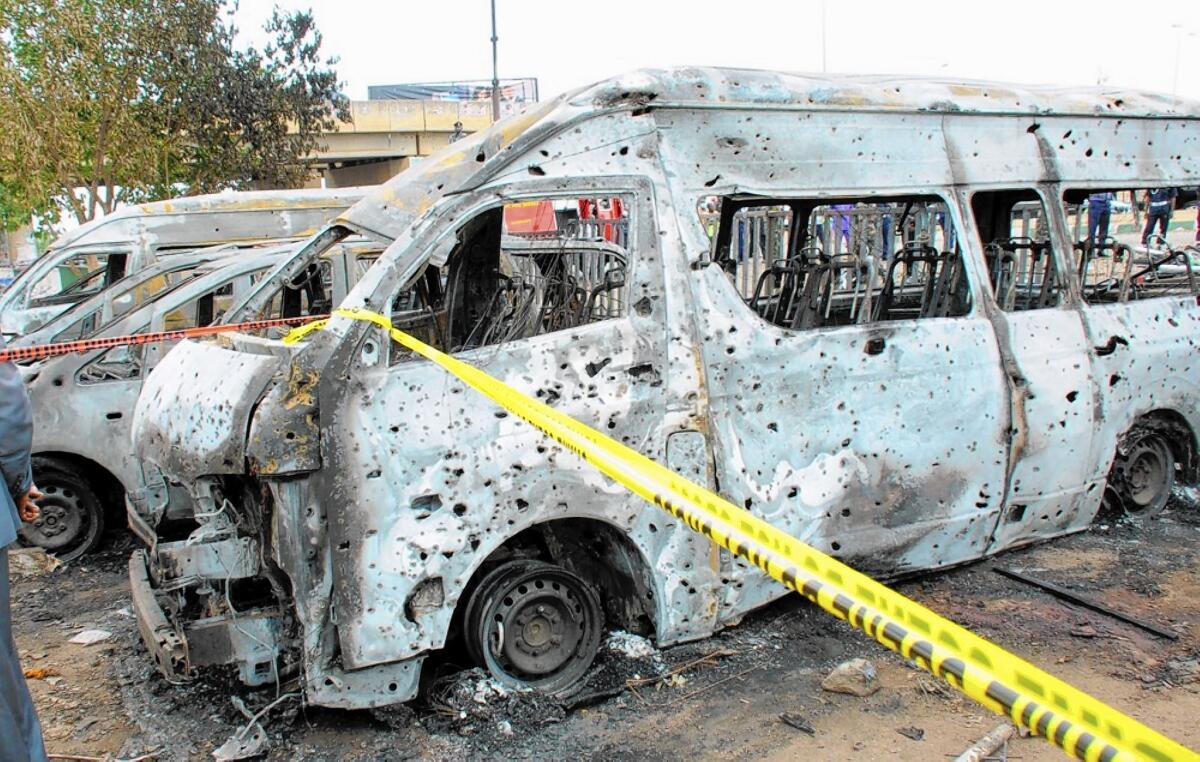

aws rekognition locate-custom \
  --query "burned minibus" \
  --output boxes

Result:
[19,238,383,561]
[129,69,1200,706]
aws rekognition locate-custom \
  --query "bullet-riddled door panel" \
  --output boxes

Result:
[690,194,1009,618]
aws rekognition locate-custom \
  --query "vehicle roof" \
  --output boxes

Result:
[339,68,1200,241]
[571,67,1200,119]
[49,186,373,252]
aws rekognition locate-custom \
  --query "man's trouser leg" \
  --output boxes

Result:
[0,545,48,762]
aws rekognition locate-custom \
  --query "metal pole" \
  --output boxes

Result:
[820,0,827,73]
[490,0,501,121]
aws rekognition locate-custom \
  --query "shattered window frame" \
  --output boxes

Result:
[381,190,638,365]
[1059,187,1200,305]
[705,192,975,331]
[969,188,1069,313]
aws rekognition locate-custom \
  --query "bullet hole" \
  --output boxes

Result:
[1027,123,1040,133]
[469,537,481,551]
[366,469,381,479]
[585,357,612,377]
[744,497,753,510]
[704,175,721,187]
[787,486,798,498]
[1062,130,1072,139]
[831,541,841,551]
[767,422,778,432]
[841,508,851,517]
[648,523,658,533]
[494,410,509,418]
[527,165,545,176]
[475,150,486,163]
[52,377,64,387]
[1109,373,1122,387]
[1084,147,1094,157]
[634,297,653,316]
[619,146,629,155]
[389,425,400,433]
[1066,390,1079,402]
[539,149,549,157]
[337,541,350,550]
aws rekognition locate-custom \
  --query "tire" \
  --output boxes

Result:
[1106,432,1176,518]
[19,458,105,562]
[461,559,604,695]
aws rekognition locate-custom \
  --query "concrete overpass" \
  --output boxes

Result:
[308,99,515,188]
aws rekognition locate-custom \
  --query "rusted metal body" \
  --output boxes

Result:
[0,187,370,337]
[128,69,1200,707]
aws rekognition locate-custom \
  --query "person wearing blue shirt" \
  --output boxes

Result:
[1,335,47,762]
[1087,192,1114,257]
[1141,188,1177,245]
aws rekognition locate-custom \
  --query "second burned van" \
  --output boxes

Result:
[128,69,1199,706]
[0,186,369,337]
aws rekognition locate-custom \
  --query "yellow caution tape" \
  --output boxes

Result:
[286,308,1197,762]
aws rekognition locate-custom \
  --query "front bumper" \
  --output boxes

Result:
[128,549,284,687]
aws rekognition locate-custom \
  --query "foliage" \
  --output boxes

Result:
[0,0,349,230]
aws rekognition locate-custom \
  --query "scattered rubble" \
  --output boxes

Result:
[9,547,62,577]
[8,496,1200,759]
[779,712,815,734]
[821,658,881,697]
[896,725,925,741]
[69,629,113,646]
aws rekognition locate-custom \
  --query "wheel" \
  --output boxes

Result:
[18,459,105,562]
[462,559,604,695]
[1107,432,1175,518]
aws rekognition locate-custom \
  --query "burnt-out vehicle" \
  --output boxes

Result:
[0,187,369,338]
[129,69,1200,706]
[20,239,382,560]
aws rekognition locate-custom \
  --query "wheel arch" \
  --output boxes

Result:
[455,516,660,641]
[1125,409,1198,484]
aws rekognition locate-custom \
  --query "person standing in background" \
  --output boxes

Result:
[1087,191,1114,257]
[1,334,48,762]
[1141,188,1177,245]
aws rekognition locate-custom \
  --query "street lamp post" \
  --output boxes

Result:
[490,0,501,121]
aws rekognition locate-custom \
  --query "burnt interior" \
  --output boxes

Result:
[709,194,971,330]
[387,204,630,363]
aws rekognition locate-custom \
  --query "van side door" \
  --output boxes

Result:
[692,193,1009,618]
[966,188,1100,552]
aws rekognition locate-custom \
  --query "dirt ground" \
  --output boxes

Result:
[9,488,1200,761]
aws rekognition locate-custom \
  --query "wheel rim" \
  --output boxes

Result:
[465,561,603,694]
[18,476,100,561]
[1115,435,1174,515]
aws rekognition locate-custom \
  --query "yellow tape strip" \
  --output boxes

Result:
[287,308,1197,762]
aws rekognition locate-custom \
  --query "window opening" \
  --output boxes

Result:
[258,259,334,320]
[1061,188,1199,303]
[30,252,128,306]
[705,195,970,331]
[387,196,631,364]
[971,190,1062,311]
